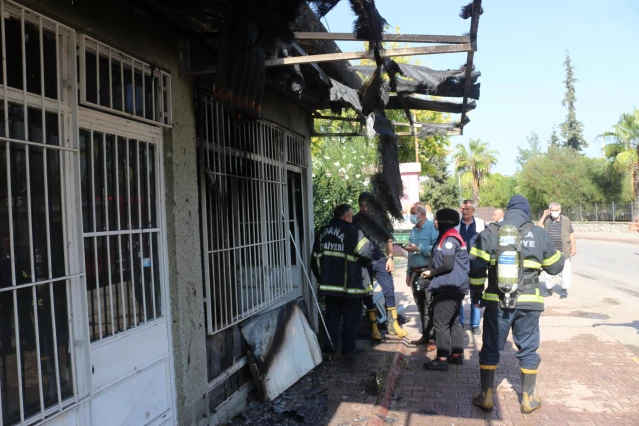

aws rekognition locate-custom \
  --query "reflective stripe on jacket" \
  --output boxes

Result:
[468,209,565,311]
[311,219,372,298]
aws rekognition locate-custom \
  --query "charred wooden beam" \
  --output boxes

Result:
[264,44,472,67]
[294,32,470,44]
[290,42,331,86]
[461,0,483,133]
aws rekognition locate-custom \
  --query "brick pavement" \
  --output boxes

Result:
[320,256,639,425]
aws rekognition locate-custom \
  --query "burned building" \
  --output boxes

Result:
[0,0,482,425]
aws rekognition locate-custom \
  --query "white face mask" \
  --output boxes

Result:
[550,211,560,219]
[409,214,420,225]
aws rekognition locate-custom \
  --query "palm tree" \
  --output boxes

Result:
[600,107,639,218]
[453,139,499,205]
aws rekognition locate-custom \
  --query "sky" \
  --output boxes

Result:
[322,0,639,176]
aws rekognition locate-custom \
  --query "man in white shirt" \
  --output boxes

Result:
[492,208,504,222]
[456,200,485,335]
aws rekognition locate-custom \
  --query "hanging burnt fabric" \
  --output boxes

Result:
[385,95,475,114]
[329,78,363,114]
[358,65,390,116]
[308,0,343,16]
[372,135,404,219]
[352,63,481,99]
[213,12,265,117]
[349,0,387,44]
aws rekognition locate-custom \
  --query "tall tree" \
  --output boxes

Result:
[453,139,499,205]
[600,107,639,217]
[518,146,603,215]
[560,52,587,151]
[516,132,543,169]
[548,125,560,147]
[420,155,459,211]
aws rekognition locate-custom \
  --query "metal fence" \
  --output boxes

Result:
[536,203,636,222]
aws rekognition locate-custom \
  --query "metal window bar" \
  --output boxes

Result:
[0,2,80,422]
[77,35,171,127]
[81,132,162,342]
[199,95,296,335]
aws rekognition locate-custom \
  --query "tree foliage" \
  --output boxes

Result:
[600,107,639,216]
[311,133,377,230]
[518,146,606,215]
[560,52,587,151]
[420,155,459,211]
[453,139,499,205]
[516,132,543,170]
[480,174,517,209]
[548,125,560,147]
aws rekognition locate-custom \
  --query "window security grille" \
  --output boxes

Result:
[79,131,163,342]
[78,35,172,127]
[0,1,78,423]
[285,132,308,168]
[198,93,309,335]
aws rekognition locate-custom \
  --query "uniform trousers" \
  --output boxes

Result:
[362,258,396,310]
[479,305,541,370]
[324,296,362,354]
[431,291,465,359]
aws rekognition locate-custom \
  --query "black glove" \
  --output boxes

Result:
[471,292,482,306]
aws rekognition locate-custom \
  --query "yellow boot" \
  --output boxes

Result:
[387,307,408,338]
[366,309,382,341]
[473,364,496,412]
[520,368,542,414]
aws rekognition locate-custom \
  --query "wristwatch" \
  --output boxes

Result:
[387,255,394,260]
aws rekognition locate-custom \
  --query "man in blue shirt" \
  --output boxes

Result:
[455,200,485,335]
[405,203,438,348]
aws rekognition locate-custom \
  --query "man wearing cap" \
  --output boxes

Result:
[469,195,565,414]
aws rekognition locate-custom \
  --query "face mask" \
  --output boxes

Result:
[409,214,420,225]
[550,211,560,219]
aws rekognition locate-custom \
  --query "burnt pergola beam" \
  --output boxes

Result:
[294,32,470,44]
[460,0,482,134]
[264,44,472,67]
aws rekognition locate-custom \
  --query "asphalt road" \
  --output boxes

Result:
[543,238,639,353]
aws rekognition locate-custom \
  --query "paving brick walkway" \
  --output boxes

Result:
[317,256,639,425]
[385,327,639,425]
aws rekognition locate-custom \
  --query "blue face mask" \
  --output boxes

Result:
[409,214,420,225]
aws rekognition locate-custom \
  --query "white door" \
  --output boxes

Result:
[77,109,174,426]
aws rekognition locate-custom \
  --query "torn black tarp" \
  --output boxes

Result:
[352,63,481,99]
[358,66,390,116]
[386,95,476,114]
[329,78,363,114]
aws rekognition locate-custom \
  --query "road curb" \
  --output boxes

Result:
[576,234,639,245]
[370,339,408,426]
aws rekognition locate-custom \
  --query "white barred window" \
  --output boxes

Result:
[198,92,307,335]
[0,1,78,423]
[78,35,172,127]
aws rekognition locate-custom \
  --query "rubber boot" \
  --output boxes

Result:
[473,364,496,412]
[520,368,541,414]
[366,309,382,341]
[387,307,408,338]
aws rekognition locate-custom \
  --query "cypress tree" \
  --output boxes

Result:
[548,125,560,146]
[560,51,587,150]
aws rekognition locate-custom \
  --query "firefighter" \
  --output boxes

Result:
[469,195,565,414]
[353,192,407,340]
[311,204,372,355]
